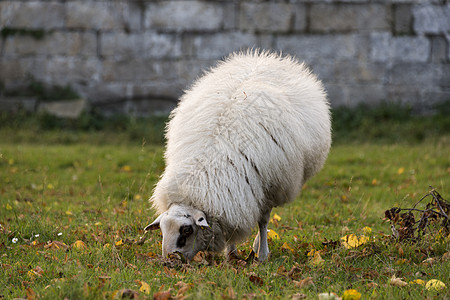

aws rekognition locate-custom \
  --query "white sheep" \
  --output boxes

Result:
[145,50,331,262]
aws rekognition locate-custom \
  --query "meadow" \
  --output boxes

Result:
[0,105,449,299]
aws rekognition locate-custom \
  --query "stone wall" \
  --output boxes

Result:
[0,0,449,115]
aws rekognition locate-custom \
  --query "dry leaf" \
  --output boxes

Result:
[340,234,369,249]
[389,275,407,287]
[72,240,87,250]
[342,289,361,300]
[26,287,36,300]
[45,241,69,250]
[442,252,450,261]
[409,279,425,285]
[318,292,340,300]
[136,280,150,294]
[294,277,314,288]
[310,252,325,266]
[425,279,446,291]
[153,290,172,300]
[115,240,124,246]
[248,272,264,286]
[281,242,295,254]
[267,229,280,240]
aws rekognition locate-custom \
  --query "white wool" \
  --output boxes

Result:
[151,50,331,244]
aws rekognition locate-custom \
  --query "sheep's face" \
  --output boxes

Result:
[145,205,209,261]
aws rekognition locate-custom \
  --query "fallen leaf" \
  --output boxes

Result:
[273,213,281,221]
[442,252,450,261]
[267,229,280,240]
[342,289,361,300]
[310,252,324,266]
[340,234,369,249]
[425,279,446,291]
[248,272,264,286]
[45,241,69,250]
[153,290,172,300]
[137,280,150,294]
[390,275,407,287]
[362,226,372,234]
[115,240,123,246]
[281,242,295,254]
[318,292,340,300]
[26,287,36,300]
[72,240,87,250]
[397,167,405,175]
[294,277,314,288]
[409,279,425,285]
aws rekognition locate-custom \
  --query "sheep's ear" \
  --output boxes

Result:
[193,211,209,228]
[144,213,164,231]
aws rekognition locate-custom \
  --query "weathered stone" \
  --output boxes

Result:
[430,36,448,63]
[4,32,96,57]
[239,3,294,33]
[389,63,441,86]
[66,1,138,30]
[38,98,87,119]
[42,57,102,86]
[346,83,387,106]
[394,4,412,35]
[187,32,259,59]
[310,4,390,33]
[0,97,37,112]
[293,4,307,32]
[144,1,224,32]
[101,32,181,59]
[276,34,358,60]
[335,60,387,84]
[371,33,430,62]
[0,1,64,29]
[102,60,180,82]
[413,5,450,34]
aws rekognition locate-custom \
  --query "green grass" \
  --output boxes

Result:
[0,106,449,299]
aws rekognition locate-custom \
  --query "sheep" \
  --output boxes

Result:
[145,50,332,262]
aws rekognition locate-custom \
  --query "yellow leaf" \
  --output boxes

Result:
[134,194,142,201]
[103,243,111,248]
[425,279,446,291]
[72,240,87,250]
[273,213,281,221]
[307,249,319,257]
[65,210,73,216]
[94,222,102,226]
[371,178,377,185]
[342,289,361,300]
[362,226,372,234]
[310,251,324,266]
[121,165,132,172]
[397,167,405,175]
[47,183,54,190]
[137,280,151,294]
[115,240,123,246]
[340,234,369,249]
[267,229,280,240]
[6,204,12,210]
[281,242,295,253]
[409,279,425,285]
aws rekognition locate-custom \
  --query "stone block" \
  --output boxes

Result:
[371,33,430,63]
[413,5,450,34]
[102,59,180,82]
[101,32,181,59]
[144,1,224,32]
[310,4,390,33]
[66,1,138,30]
[42,57,102,86]
[0,97,37,112]
[187,32,259,60]
[0,1,64,29]
[389,63,441,86]
[430,36,448,63]
[3,32,96,57]
[346,84,386,106]
[394,4,412,35]
[276,34,358,60]
[335,60,387,84]
[38,98,87,119]
[239,3,294,33]
[293,4,307,32]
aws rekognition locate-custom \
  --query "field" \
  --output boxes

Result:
[0,107,449,299]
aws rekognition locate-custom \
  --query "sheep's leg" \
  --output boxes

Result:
[253,209,272,262]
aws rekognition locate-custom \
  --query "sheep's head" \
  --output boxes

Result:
[145,204,210,261]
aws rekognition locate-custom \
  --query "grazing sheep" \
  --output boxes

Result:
[145,50,331,262]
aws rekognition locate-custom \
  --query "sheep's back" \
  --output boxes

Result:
[153,51,331,239]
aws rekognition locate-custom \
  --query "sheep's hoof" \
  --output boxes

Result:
[256,250,270,262]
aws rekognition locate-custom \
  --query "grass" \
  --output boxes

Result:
[0,105,449,299]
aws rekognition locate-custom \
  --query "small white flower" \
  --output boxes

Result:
[35,234,40,238]
[57,232,62,236]
[12,238,18,244]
